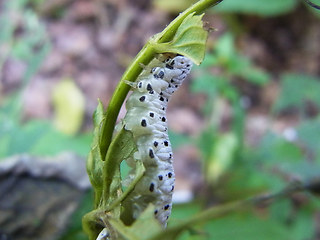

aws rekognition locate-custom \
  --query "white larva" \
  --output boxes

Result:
[96,228,109,240]
[123,55,193,227]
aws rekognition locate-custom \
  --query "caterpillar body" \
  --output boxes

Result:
[123,55,193,227]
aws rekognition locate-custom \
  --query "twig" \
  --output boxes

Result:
[304,0,320,10]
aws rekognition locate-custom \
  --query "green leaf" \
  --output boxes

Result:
[213,0,298,16]
[109,205,162,240]
[102,128,137,207]
[109,159,145,213]
[83,127,138,240]
[153,13,208,65]
[86,101,105,206]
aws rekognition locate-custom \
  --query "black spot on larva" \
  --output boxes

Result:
[139,96,145,102]
[168,172,173,178]
[149,112,154,117]
[154,210,158,215]
[158,71,164,79]
[149,149,155,158]
[159,96,164,101]
[147,84,153,91]
[186,64,190,67]
[149,183,155,192]
[164,205,170,210]
[182,70,185,74]
[166,98,169,102]
[170,79,174,83]
[162,107,165,111]
[175,85,178,88]
[160,92,163,95]
[138,82,142,88]
[171,60,175,65]
[141,119,147,127]
[166,64,174,69]
[161,117,166,122]
[149,90,154,94]
[165,127,168,131]
[151,67,156,73]
[154,74,159,79]
[158,175,163,181]
[154,141,158,147]
[169,153,172,159]
[164,141,169,146]
[171,185,175,191]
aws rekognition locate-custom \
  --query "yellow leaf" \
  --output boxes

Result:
[52,79,85,135]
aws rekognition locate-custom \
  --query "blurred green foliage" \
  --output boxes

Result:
[0,0,91,159]
[154,0,320,17]
[213,0,298,16]
[273,74,320,115]
[154,0,302,16]
[0,0,50,87]
[0,95,91,158]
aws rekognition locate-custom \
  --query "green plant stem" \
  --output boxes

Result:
[99,0,224,160]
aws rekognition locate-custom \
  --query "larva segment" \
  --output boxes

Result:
[122,55,193,227]
[96,228,110,240]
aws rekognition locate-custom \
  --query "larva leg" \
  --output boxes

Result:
[123,80,138,88]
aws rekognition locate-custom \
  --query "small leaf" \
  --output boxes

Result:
[103,128,137,207]
[109,205,162,240]
[86,101,105,206]
[93,100,105,128]
[153,13,208,65]
[108,159,145,211]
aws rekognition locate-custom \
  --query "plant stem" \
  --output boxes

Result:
[99,0,224,160]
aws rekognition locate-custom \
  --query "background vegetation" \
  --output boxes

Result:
[0,0,319,239]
